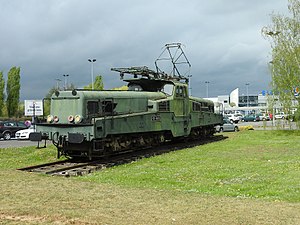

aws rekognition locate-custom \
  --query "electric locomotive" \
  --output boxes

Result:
[30,66,223,159]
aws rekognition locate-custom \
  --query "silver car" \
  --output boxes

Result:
[215,119,239,132]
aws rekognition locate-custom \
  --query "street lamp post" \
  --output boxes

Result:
[269,61,276,126]
[88,59,96,90]
[63,74,69,90]
[205,81,210,98]
[55,78,61,90]
[246,83,250,110]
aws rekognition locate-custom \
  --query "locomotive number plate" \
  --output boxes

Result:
[151,115,161,121]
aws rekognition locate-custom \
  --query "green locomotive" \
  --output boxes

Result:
[30,66,223,159]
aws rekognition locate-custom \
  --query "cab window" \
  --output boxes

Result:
[162,84,174,96]
[175,86,187,98]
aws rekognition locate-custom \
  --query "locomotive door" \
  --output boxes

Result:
[182,87,189,135]
[101,98,116,136]
[174,85,189,136]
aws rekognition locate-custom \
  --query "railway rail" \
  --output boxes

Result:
[18,135,226,177]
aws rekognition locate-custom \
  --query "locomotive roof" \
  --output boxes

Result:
[190,96,214,105]
[52,89,166,100]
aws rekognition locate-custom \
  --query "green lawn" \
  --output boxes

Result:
[0,130,299,224]
[78,130,300,202]
[0,144,59,169]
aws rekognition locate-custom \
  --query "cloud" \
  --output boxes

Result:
[0,0,288,100]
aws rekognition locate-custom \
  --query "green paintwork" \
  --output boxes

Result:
[32,76,223,160]
[36,80,222,141]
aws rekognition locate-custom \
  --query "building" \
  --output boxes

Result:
[206,88,276,115]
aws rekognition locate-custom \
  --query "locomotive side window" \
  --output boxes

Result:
[192,101,214,112]
[102,100,117,115]
[202,102,209,112]
[192,102,201,111]
[87,101,99,116]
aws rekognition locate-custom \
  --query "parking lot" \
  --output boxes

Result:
[0,139,47,149]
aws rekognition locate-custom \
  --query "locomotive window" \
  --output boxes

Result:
[183,87,187,97]
[102,100,117,115]
[176,86,184,97]
[162,84,174,96]
[87,101,99,116]
[202,103,209,112]
[192,102,201,111]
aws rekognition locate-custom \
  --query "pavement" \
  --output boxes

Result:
[0,139,51,149]
[238,120,298,130]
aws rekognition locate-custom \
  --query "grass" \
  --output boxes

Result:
[0,130,300,224]
[0,144,60,169]
[78,130,300,202]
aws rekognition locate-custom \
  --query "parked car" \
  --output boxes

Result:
[225,114,240,123]
[215,119,239,132]
[274,112,286,119]
[241,114,260,122]
[15,125,36,140]
[0,121,28,140]
[257,113,270,121]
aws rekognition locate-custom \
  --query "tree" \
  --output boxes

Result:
[6,67,21,117]
[0,71,5,116]
[43,86,57,116]
[84,75,104,90]
[112,85,128,90]
[262,0,300,117]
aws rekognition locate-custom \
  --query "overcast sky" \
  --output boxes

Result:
[0,0,289,100]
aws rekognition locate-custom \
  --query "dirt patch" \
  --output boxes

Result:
[0,173,299,225]
[0,214,50,224]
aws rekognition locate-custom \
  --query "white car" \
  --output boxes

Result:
[274,112,286,119]
[225,114,240,123]
[15,126,35,140]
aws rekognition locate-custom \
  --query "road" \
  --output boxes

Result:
[238,119,298,130]
[0,139,50,149]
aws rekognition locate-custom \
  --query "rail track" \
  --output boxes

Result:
[18,135,226,177]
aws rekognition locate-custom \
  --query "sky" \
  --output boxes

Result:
[0,0,290,100]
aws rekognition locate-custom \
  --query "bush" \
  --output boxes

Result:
[239,125,254,131]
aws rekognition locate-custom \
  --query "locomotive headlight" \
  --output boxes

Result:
[47,115,54,123]
[53,115,59,123]
[74,115,83,124]
[68,115,74,123]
